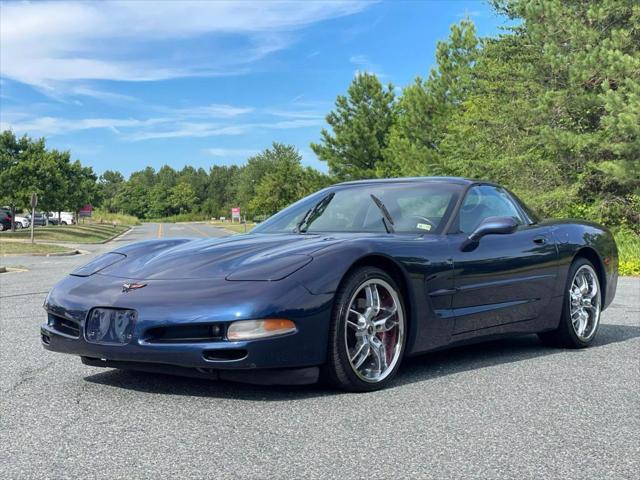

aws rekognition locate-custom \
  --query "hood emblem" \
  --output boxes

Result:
[122,282,147,293]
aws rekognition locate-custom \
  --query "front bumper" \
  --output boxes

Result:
[41,274,334,382]
[80,357,319,385]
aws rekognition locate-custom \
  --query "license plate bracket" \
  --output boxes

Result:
[85,308,137,345]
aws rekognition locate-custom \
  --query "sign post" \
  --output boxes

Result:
[79,204,93,224]
[30,193,37,244]
[231,207,241,223]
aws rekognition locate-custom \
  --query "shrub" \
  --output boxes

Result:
[91,210,140,225]
[614,228,640,276]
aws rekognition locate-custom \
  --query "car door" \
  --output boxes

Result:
[449,185,558,335]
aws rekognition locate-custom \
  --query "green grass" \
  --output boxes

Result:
[614,228,640,276]
[145,212,211,223]
[91,210,141,225]
[1,224,129,243]
[210,221,255,234]
[0,241,75,255]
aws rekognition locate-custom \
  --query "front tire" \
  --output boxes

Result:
[538,258,602,348]
[323,266,407,392]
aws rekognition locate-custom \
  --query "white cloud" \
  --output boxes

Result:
[126,123,248,141]
[349,54,384,77]
[172,104,254,118]
[0,115,165,136]
[0,1,371,88]
[267,108,324,120]
[69,86,139,103]
[204,148,261,158]
[124,118,324,141]
[0,108,325,141]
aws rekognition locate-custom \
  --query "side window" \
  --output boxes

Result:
[458,186,524,234]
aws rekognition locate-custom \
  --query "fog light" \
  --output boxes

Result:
[227,319,296,340]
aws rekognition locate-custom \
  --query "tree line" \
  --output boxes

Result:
[1,0,638,230]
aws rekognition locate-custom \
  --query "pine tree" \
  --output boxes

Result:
[381,20,479,177]
[311,73,396,181]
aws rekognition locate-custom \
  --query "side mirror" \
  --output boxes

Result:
[469,216,518,241]
[461,216,518,251]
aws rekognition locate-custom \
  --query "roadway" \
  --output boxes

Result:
[0,222,638,478]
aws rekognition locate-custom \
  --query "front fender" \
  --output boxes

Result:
[552,221,618,309]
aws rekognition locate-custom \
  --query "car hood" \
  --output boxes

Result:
[97,233,346,281]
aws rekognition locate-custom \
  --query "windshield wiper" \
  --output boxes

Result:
[294,192,335,233]
[370,194,395,233]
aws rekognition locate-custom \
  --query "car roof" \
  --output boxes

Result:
[335,176,480,187]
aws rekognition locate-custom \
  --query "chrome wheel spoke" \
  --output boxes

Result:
[349,308,366,322]
[346,319,360,331]
[373,306,398,332]
[347,308,366,331]
[364,284,381,320]
[350,341,371,369]
[577,274,588,295]
[577,312,587,336]
[369,337,387,373]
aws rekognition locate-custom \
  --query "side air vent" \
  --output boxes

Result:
[47,313,81,338]
[144,324,224,344]
[202,349,248,362]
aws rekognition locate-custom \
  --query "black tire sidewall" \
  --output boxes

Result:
[327,266,407,392]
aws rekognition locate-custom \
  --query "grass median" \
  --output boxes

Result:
[1,224,129,243]
[1,242,76,255]
[210,221,256,234]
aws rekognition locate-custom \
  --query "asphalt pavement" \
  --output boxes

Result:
[1,222,638,479]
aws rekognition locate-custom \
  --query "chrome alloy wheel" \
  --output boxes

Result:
[569,265,601,341]
[344,279,404,383]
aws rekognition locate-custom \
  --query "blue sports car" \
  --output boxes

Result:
[41,177,618,391]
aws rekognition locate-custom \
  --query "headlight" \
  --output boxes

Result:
[227,319,296,340]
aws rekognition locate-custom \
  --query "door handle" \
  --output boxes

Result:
[533,236,547,245]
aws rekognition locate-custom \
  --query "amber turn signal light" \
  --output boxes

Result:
[227,319,296,340]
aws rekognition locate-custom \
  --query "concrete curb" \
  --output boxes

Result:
[0,266,28,273]
[105,226,134,244]
[2,249,83,257]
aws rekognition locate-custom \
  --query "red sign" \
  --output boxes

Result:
[79,204,93,217]
[231,207,240,215]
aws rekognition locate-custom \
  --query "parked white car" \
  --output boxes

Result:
[14,215,30,229]
[48,212,75,225]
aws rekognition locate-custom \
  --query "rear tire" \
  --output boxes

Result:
[323,266,407,392]
[538,258,602,348]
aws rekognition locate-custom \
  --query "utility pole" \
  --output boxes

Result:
[30,193,37,244]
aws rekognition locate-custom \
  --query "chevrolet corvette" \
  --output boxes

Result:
[41,177,618,391]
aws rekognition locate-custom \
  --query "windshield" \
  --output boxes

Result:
[253,182,462,234]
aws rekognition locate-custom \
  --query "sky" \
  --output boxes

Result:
[0,0,509,177]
